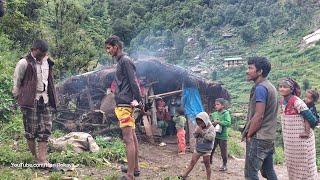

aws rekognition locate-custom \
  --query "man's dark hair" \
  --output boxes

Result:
[247,57,271,77]
[0,0,5,17]
[32,39,49,53]
[105,35,123,49]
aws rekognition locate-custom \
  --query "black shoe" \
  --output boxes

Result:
[117,175,131,180]
[120,165,140,177]
[219,165,227,171]
[178,175,187,180]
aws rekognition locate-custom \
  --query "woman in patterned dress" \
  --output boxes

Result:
[278,77,318,180]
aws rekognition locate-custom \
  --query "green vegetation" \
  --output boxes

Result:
[104,172,122,180]
[1,0,320,176]
[0,168,34,180]
[0,120,126,166]
[228,129,245,158]
[0,115,125,178]
[48,137,125,166]
[274,147,285,165]
[164,176,181,180]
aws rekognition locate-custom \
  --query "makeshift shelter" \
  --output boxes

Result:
[55,59,230,136]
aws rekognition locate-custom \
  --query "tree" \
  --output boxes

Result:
[231,10,247,26]
[174,32,185,57]
[199,37,207,49]
[240,25,256,44]
[224,5,237,24]
[0,0,46,49]
[303,79,311,92]
[42,0,99,78]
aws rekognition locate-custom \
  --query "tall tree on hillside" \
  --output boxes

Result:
[42,0,100,78]
[107,0,147,46]
[0,0,46,49]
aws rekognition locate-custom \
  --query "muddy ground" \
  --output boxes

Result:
[77,136,292,180]
[4,136,319,179]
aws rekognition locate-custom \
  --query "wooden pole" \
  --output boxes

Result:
[150,86,157,126]
[148,90,183,99]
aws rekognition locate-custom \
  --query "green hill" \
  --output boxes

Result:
[1,0,320,172]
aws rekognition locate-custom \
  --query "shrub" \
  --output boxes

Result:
[228,139,244,158]
[0,168,33,180]
[48,137,126,167]
[274,147,285,165]
[49,172,63,180]
[228,129,244,158]
[0,113,24,141]
[0,143,33,165]
[0,57,16,123]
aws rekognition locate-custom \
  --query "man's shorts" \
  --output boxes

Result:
[195,150,211,157]
[114,106,135,129]
[21,106,52,142]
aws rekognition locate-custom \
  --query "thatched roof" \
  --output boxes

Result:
[57,59,230,111]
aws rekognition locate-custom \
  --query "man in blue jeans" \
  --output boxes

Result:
[242,57,278,180]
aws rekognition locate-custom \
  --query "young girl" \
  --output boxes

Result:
[173,107,186,154]
[304,89,319,124]
[279,77,318,179]
[179,112,215,180]
[210,98,231,171]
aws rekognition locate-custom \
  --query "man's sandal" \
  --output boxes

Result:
[219,166,227,171]
[178,175,187,180]
[117,174,132,180]
[120,165,141,177]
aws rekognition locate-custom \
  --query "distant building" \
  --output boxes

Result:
[224,57,245,68]
[222,33,233,38]
[302,28,320,45]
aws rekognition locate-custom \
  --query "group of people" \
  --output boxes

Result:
[12,36,319,180]
[179,57,319,180]
[242,57,318,180]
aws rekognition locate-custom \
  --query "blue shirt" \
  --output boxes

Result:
[255,85,268,103]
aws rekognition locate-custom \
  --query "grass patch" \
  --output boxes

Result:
[0,112,126,167]
[274,147,285,165]
[51,129,66,138]
[0,112,24,141]
[228,139,244,158]
[104,172,122,180]
[228,129,245,158]
[49,172,63,180]
[48,137,125,167]
[0,168,34,180]
[0,144,34,165]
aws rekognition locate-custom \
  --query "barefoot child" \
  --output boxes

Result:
[210,98,231,171]
[180,112,215,180]
[305,89,319,125]
[173,107,186,154]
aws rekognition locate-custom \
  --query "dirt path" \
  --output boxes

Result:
[2,137,319,179]
[76,136,292,180]
[132,139,289,180]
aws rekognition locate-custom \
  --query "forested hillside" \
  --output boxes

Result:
[1,0,320,178]
[1,0,320,121]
